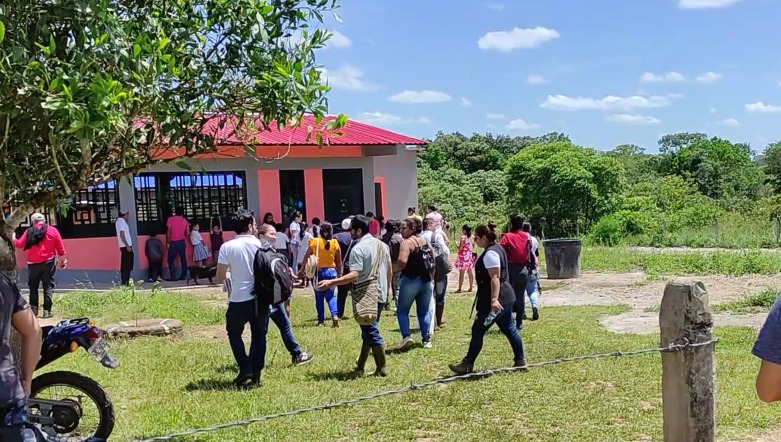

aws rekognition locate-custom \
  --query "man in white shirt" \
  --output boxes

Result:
[216,209,312,387]
[421,218,449,336]
[115,208,133,286]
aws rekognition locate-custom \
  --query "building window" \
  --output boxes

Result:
[323,168,364,223]
[279,170,306,226]
[10,181,120,239]
[134,172,247,235]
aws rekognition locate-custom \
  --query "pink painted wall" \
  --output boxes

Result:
[15,237,120,270]
[258,169,282,221]
[137,231,237,269]
[304,169,324,222]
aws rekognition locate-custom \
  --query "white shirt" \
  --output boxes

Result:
[217,234,264,303]
[349,234,392,303]
[296,231,314,263]
[289,221,301,245]
[421,231,449,257]
[274,232,290,252]
[190,230,203,246]
[115,217,131,248]
[483,250,501,269]
[529,235,539,270]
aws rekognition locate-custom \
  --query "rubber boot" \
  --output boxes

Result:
[354,344,371,374]
[435,303,445,329]
[371,345,388,377]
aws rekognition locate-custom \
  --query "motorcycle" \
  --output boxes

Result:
[27,318,119,441]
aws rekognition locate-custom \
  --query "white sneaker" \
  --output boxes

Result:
[396,337,414,351]
[423,341,433,349]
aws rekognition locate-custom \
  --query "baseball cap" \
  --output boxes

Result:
[117,207,129,217]
[341,218,352,231]
[30,213,45,223]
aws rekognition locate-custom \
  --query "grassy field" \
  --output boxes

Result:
[45,290,780,442]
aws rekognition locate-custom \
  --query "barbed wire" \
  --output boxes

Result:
[132,336,719,442]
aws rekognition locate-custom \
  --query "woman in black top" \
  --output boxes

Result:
[449,222,526,374]
[394,217,435,352]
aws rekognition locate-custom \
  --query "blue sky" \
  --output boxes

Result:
[315,0,781,153]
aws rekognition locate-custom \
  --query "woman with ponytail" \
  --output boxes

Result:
[300,222,341,327]
[449,221,526,374]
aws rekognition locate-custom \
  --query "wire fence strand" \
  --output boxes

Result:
[132,337,719,442]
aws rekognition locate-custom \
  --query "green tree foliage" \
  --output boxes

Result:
[761,141,781,193]
[0,0,344,271]
[505,141,627,237]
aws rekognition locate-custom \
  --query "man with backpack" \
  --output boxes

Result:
[215,209,312,387]
[421,218,452,332]
[499,215,537,330]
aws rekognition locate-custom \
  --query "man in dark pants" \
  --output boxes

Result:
[12,212,67,318]
[166,207,189,281]
[0,272,42,441]
[334,217,354,318]
[116,208,134,285]
[145,233,164,282]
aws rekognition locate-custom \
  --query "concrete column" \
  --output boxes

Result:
[117,174,140,282]
[660,278,715,442]
[362,158,376,215]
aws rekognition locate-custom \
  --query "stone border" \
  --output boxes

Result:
[102,319,183,338]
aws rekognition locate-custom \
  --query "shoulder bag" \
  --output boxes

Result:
[351,239,385,325]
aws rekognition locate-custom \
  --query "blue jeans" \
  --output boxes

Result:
[526,273,540,309]
[0,400,27,442]
[360,320,384,346]
[434,274,448,305]
[269,305,302,358]
[226,299,270,373]
[314,267,338,322]
[167,239,188,280]
[465,307,525,364]
[397,275,433,342]
[508,263,529,329]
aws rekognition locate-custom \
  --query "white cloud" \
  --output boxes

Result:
[746,102,781,113]
[486,113,506,120]
[477,27,560,52]
[540,94,678,112]
[321,65,376,91]
[697,72,722,83]
[679,0,744,9]
[461,97,473,107]
[388,90,452,104]
[487,2,505,10]
[607,114,661,125]
[326,30,352,49]
[640,72,686,83]
[526,74,549,85]
[357,112,429,126]
[506,118,540,130]
[720,118,740,127]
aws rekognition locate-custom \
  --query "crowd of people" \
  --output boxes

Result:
[212,206,543,387]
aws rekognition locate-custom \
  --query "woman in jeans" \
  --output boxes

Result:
[300,222,341,327]
[500,215,535,330]
[394,217,434,351]
[449,221,526,374]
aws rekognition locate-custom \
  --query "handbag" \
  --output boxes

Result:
[351,239,384,325]
[305,238,319,280]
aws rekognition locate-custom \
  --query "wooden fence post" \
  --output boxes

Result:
[659,279,715,442]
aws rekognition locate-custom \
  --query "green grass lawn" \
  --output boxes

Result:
[44,291,781,442]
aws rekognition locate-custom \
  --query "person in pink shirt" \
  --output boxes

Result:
[166,207,190,281]
[12,213,67,318]
[366,212,380,238]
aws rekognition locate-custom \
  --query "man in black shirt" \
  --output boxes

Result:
[0,272,42,441]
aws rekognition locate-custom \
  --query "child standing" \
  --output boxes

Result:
[210,216,224,264]
[190,222,211,267]
[145,233,164,282]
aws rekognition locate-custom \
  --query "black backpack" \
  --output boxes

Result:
[429,233,453,278]
[252,246,293,306]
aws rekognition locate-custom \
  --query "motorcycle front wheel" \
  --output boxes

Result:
[29,371,115,441]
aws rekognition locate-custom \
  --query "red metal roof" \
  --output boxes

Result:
[192,114,427,146]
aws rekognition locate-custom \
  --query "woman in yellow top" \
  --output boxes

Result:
[300,222,342,327]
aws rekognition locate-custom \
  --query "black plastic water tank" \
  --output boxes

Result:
[542,238,582,279]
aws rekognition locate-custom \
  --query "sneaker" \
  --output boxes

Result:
[422,341,433,349]
[233,369,253,386]
[396,337,414,352]
[449,360,474,375]
[42,310,53,319]
[293,352,314,366]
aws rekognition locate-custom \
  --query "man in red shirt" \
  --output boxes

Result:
[166,207,190,281]
[12,213,67,318]
[366,212,380,238]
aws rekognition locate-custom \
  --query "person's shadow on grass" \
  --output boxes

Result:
[184,378,259,391]
[309,369,366,382]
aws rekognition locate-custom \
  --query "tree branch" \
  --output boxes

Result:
[49,132,73,196]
